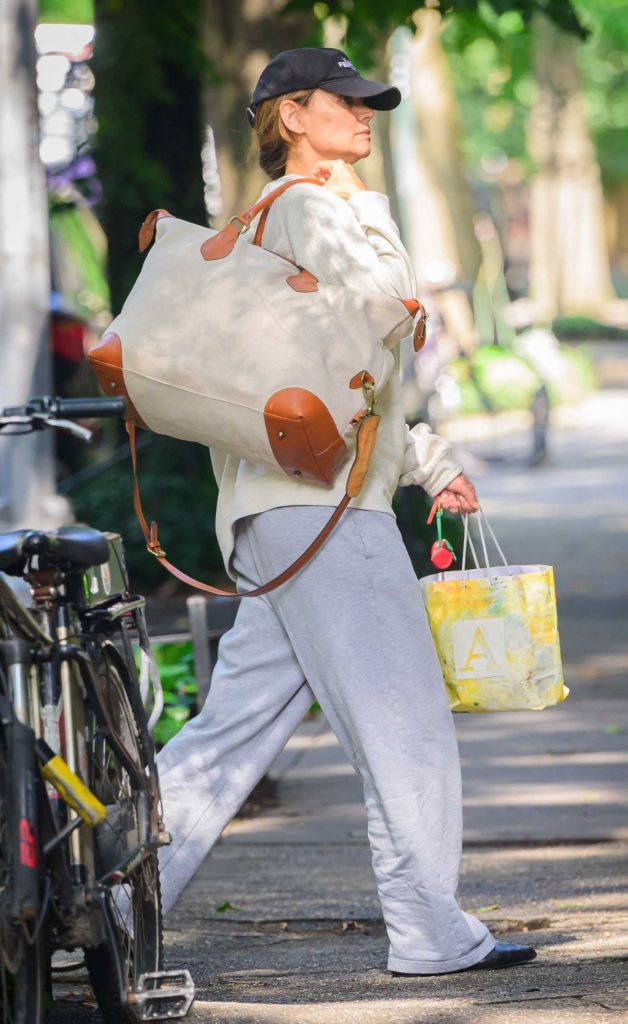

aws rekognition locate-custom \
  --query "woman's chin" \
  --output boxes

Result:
[346,141,372,163]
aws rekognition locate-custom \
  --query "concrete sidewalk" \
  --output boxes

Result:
[51,358,628,1022]
[218,698,628,848]
[165,373,628,1021]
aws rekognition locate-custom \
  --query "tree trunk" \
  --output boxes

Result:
[406,8,481,352]
[93,0,208,315]
[527,14,616,320]
[0,0,67,530]
[200,0,315,224]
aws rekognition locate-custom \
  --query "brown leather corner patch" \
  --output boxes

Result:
[264,388,346,485]
[88,332,148,428]
[287,269,318,292]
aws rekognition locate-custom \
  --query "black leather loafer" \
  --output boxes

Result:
[391,941,537,977]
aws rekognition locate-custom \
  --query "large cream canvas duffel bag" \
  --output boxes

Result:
[89,177,425,486]
[89,177,427,595]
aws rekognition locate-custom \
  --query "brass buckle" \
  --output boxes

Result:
[228,215,250,236]
[362,377,376,417]
[147,542,166,559]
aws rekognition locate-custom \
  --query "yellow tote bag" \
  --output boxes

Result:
[420,512,569,713]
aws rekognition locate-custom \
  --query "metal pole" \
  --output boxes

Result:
[186,596,212,710]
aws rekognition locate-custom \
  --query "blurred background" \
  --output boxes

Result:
[3,9,626,992]
[1,0,627,603]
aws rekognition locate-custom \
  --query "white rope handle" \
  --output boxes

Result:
[477,507,508,566]
[477,513,490,567]
[461,508,508,576]
[461,514,481,579]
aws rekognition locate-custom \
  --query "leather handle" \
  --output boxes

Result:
[201,177,323,261]
[346,415,380,498]
[233,176,323,230]
[402,299,428,351]
[126,414,378,598]
[138,209,171,253]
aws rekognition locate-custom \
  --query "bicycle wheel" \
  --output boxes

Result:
[84,651,162,1023]
[0,725,46,1024]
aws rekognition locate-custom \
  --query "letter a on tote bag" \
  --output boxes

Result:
[420,512,569,713]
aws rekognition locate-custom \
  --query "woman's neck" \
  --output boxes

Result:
[284,155,314,177]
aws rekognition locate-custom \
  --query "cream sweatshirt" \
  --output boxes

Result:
[210,174,463,578]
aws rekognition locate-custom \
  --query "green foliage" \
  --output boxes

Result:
[39,0,94,23]
[573,0,628,185]
[443,0,628,184]
[553,345,597,402]
[141,633,321,748]
[215,901,243,913]
[450,346,541,414]
[49,197,110,319]
[284,0,585,68]
[69,434,224,590]
[92,0,211,312]
[553,316,628,341]
[443,5,534,171]
[137,640,198,747]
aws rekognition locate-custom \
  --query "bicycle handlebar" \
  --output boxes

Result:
[0,396,126,442]
[2,396,126,419]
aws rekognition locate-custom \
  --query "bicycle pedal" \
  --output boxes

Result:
[128,969,195,1020]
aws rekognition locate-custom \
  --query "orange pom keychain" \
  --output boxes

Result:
[427,497,456,570]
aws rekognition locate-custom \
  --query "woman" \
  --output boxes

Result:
[155,47,536,976]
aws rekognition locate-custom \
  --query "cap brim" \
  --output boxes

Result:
[319,78,401,111]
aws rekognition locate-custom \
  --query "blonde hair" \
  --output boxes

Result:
[250,90,315,180]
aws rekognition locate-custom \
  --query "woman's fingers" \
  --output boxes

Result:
[311,159,344,182]
[436,474,480,515]
[311,160,333,181]
[311,159,366,199]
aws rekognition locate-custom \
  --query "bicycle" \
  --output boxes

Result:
[0,396,195,1022]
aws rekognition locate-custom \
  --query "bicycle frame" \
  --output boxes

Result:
[0,568,162,951]
[0,396,194,1019]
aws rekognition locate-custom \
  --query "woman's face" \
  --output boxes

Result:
[281,88,375,164]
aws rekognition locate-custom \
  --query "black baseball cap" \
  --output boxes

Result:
[246,47,401,125]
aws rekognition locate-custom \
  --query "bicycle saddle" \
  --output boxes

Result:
[0,526,109,576]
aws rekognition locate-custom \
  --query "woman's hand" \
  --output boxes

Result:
[311,159,367,201]
[436,474,479,516]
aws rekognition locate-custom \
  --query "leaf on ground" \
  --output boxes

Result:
[468,903,501,913]
[493,917,551,932]
[215,900,243,913]
[336,920,370,933]
[603,724,626,735]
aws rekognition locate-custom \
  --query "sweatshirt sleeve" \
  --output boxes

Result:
[277,183,415,299]
[278,182,460,495]
[398,422,464,496]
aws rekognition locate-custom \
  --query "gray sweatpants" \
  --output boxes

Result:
[155,506,495,974]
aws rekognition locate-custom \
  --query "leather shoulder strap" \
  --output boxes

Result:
[126,414,379,598]
[201,177,323,261]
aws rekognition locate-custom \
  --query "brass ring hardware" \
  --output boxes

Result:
[228,216,250,235]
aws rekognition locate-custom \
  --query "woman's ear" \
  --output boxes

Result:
[279,99,306,137]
